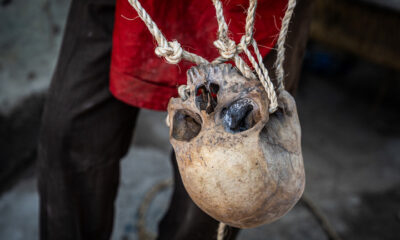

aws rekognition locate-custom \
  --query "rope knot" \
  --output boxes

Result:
[213,39,236,59]
[155,40,183,64]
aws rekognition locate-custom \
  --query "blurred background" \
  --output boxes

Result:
[0,0,399,239]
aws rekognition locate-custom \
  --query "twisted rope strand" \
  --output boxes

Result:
[211,0,278,112]
[212,0,257,58]
[217,222,226,240]
[212,55,229,64]
[240,37,278,112]
[211,0,241,61]
[128,0,297,109]
[242,0,257,46]
[251,39,278,112]
[211,0,255,80]
[234,54,256,79]
[275,0,296,92]
[212,0,230,42]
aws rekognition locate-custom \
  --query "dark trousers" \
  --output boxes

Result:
[38,0,312,239]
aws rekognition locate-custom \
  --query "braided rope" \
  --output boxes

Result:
[275,0,297,92]
[209,1,256,80]
[251,39,278,112]
[243,0,257,46]
[127,0,297,113]
[233,54,256,79]
[211,0,278,113]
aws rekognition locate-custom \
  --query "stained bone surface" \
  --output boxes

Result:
[168,64,305,228]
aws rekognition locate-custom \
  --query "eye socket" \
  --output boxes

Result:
[220,98,259,133]
[195,83,220,114]
[172,109,202,141]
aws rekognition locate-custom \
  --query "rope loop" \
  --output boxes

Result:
[128,0,297,109]
[213,39,237,60]
[178,85,190,101]
[155,40,183,64]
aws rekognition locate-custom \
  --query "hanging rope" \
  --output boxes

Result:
[213,0,296,235]
[210,0,255,80]
[210,0,279,112]
[275,0,297,92]
[217,222,226,240]
[126,0,297,113]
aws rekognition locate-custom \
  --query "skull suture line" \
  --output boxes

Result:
[167,64,305,228]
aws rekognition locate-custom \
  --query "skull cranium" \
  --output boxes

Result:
[167,64,305,228]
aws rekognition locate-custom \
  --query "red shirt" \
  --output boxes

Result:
[110,0,287,111]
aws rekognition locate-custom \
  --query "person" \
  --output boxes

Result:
[38,0,312,239]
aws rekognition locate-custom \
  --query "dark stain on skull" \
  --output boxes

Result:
[221,98,256,133]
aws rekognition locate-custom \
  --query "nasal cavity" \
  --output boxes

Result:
[195,85,208,111]
[195,83,220,114]
[207,83,219,114]
[221,98,256,133]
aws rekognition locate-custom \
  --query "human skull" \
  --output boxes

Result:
[167,64,305,228]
